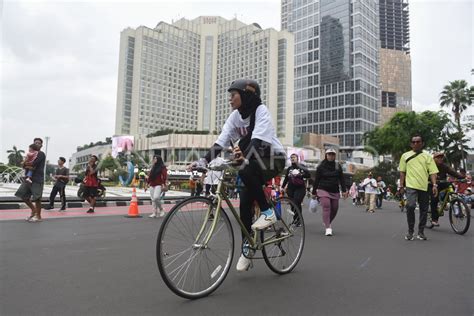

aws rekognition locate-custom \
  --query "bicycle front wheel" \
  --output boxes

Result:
[261,197,305,274]
[156,197,234,299]
[448,198,470,235]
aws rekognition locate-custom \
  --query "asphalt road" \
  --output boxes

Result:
[1,199,472,316]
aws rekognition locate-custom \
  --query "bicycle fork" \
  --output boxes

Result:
[192,198,222,250]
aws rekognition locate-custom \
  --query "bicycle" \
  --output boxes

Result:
[156,160,305,299]
[426,180,470,235]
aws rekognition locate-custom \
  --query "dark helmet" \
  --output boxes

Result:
[228,79,261,97]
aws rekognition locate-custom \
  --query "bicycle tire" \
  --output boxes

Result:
[448,198,470,235]
[261,197,305,274]
[156,197,234,299]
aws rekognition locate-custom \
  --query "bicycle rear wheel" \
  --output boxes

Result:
[448,198,470,235]
[156,197,234,299]
[261,197,305,274]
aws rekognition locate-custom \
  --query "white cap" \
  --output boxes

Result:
[325,148,336,154]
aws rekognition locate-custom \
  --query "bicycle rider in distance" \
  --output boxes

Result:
[429,152,465,227]
[189,79,287,272]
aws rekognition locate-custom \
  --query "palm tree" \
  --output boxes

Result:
[439,122,472,170]
[6,146,25,167]
[439,80,474,168]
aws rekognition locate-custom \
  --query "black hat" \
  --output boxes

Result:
[228,79,261,97]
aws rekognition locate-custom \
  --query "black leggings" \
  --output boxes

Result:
[287,185,306,216]
[238,155,286,237]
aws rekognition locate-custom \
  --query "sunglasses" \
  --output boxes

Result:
[411,140,422,144]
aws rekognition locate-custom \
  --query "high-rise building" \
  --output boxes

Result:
[115,16,294,145]
[282,0,380,151]
[379,0,412,124]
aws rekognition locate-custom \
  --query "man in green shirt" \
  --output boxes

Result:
[399,134,438,241]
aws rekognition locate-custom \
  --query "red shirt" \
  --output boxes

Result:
[84,164,98,187]
[456,181,470,194]
[147,167,168,187]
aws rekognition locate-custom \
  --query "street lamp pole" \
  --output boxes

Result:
[44,136,50,181]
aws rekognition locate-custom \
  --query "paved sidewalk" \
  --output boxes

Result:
[0,199,240,221]
[0,183,185,199]
[0,204,164,221]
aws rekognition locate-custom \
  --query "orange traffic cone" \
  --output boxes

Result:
[125,187,142,218]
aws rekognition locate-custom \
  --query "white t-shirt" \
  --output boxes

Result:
[377,180,386,194]
[215,105,285,155]
[204,157,224,185]
[363,177,378,194]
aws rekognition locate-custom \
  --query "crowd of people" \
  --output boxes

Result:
[15,79,472,261]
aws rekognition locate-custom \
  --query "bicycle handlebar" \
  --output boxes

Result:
[190,159,239,173]
[437,178,467,184]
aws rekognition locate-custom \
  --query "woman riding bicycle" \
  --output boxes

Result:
[191,79,286,272]
[429,152,464,227]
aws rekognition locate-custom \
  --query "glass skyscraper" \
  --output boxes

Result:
[282,0,380,150]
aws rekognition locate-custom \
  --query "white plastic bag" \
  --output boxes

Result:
[309,198,319,213]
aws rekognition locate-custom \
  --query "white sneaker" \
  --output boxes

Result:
[251,209,277,230]
[236,254,252,272]
[158,210,165,217]
[325,228,333,236]
[149,213,157,218]
[29,216,42,222]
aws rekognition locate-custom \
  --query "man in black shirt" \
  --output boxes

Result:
[428,152,464,227]
[45,157,70,211]
[15,138,46,222]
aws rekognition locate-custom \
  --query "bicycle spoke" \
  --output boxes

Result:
[157,198,234,299]
[262,197,305,274]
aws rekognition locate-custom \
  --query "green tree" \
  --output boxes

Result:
[98,154,118,174]
[364,111,450,161]
[439,80,474,168]
[438,122,472,170]
[72,164,83,173]
[7,146,25,166]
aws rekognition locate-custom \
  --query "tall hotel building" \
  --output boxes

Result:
[115,16,294,145]
[282,0,380,151]
[379,0,412,124]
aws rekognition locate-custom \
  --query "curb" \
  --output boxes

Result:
[0,199,183,211]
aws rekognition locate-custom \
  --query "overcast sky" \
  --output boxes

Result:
[1,0,473,166]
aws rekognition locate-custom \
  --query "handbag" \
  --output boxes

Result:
[309,198,319,213]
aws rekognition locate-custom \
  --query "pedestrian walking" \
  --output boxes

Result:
[399,134,438,241]
[349,182,358,205]
[189,175,197,196]
[312,148,348,236]
[15,138,46,222]
[45,157,69,211]
[138,169,147,190]
[362,172,378,212]
[357,182,365,205]
[147,155,168,218]
[204,157,224,197]
[83,155,99,213]
[195,176,204,197]
[282,153,310,224]
[375,176,386,209]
